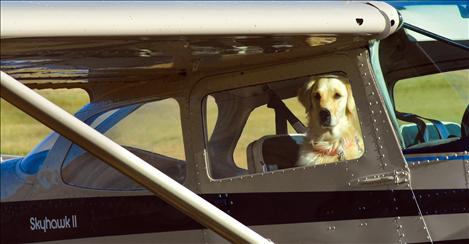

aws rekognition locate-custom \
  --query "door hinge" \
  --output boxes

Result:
[349,169,410,186]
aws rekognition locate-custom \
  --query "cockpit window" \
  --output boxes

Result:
[377,2,468,153]
[61,98,186,190]
[204,74,364,179]
[394,69,469,150]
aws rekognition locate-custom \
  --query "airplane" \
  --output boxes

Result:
[1,1,468,243]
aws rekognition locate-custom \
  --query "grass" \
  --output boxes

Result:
[394,69,469,124]
[1,89,90,155]
[105,99,186,160]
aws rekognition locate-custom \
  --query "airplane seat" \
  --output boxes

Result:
[399,122,461,148]
[247,134,304,174]
[402,108,469,154]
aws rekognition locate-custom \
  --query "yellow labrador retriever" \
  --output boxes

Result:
[297,75,364,166]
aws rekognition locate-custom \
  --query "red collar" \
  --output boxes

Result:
[311,138,352,156]
[312,146,339,156]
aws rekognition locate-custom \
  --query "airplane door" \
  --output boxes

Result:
[188,49,435,243]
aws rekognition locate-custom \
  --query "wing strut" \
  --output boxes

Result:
[0,71,271,244]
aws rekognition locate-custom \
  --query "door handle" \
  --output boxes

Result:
[349,169,410,186]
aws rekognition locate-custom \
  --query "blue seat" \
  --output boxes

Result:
[400,122,461,148]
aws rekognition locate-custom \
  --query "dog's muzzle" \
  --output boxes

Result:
[319,109,331,126]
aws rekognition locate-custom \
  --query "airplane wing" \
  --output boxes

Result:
[1,1,400,90]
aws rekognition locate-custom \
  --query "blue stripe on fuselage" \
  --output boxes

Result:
[405,155,469,163]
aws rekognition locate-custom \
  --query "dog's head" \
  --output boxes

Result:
[298,75,356,129]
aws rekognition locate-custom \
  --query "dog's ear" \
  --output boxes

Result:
[345,83,356,115]
[298,78,316,113]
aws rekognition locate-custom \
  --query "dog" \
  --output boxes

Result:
[297,75,364,166]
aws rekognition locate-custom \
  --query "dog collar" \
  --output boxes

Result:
[312,141,344,158]
[312,138,354,160]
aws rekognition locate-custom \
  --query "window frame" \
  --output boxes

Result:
[189,49,408,193]
[391,69,468,149]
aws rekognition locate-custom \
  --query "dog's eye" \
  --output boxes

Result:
[334,93,342,99]
[314,93,321,100]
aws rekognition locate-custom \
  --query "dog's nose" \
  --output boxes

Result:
[319,109,331,125]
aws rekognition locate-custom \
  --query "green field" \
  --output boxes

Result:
[105,99,186,160]
[394,69,469,124]
[1,89,90,155]
[1,69,467,165]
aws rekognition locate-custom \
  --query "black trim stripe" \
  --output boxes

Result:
[1,189,468,243]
